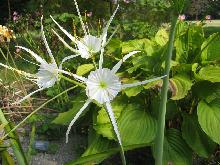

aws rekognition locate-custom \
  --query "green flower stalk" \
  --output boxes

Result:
[155,15,178,165]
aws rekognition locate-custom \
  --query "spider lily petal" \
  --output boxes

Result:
[57,69,87,83]
[15,46,47,66]
[73,0,88,35]
[41,16,56,64]
[59,54,80,70]
[51,29,78,54]
[50,16,76,42]
[122,75,167,89]
[105,102,123,146]
[66,99,92,143]
[111,51,140,73]
[0,63,36,78]
[14,88,45,104]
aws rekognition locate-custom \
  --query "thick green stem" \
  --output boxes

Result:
[155,15,178,165]
[0,109,28,165]
[1,86,77,140]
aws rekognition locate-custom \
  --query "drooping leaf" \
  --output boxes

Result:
[170,75,193,100]
[197,99,220,145]
[52,94,89,125]
[198,66,220,82]
[76,64,94,76]
[161,128,192,165]
[182,114,216,158]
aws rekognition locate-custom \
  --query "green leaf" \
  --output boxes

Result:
[182,114,216,158]
[161,128,192,165]
[52,94,89,125]
[66,134,149,165]
[170,75,193,100]
[95,103,157,145]
[118,105,157,145]
[123,79,143,97]
[198,66,220,82]
[155,28,169,46]
[201,33,220,61]
[76,64,94,76]
[197,99,220,145]
[94,97,127,140]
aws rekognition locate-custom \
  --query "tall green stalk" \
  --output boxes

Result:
[155,15,178,165]
[0,108,28,165]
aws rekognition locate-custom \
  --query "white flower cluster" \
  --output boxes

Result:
[0,0,166,162]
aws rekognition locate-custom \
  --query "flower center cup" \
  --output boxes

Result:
[86,68,121,104]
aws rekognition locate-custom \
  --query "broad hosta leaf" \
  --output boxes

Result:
[94,97,127,139]
[121,38,154,55]
[76,64,94,76]
[182,114,216,158]
[201,33,220,61]
[162,128,192,165]
[118,105,157,145]
[170,75,193,100]
[155,28,169,46]
[52,94,89,125]
[192,81,220,103]
[94,103,157,145]
[197,99,220,145]
[198,66,220,82]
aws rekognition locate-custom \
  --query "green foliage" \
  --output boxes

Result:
[161,129,192,165]
[197,99,220,145]
[182,114,216,158]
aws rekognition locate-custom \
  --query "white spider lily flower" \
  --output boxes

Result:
[66,50,166,151]
[50,0,119,62]
[0,16,74,104]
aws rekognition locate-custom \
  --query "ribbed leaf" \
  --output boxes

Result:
[182,114,216,158]
[162,129,192,165]
[198,66,220,82]
[170,75,192,100]
[94,103,157,145]
[197,99,220,144]
[76,64,94,76]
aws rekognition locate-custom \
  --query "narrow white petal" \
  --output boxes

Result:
[105,102,122,146]
[41,16,56,64]
[15,46,47,65]
[52,29,78,53]
[50,15,76,42]
[66,99,91,143]
[73,0,88,35]
[101,5,119,46]
[58,69,87,82]
[98,48,104,69]
[0,63,35,78]
[111,51,140,73]
[122,75,167,89]
[13,88,44,104]
[59,54,80,70]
